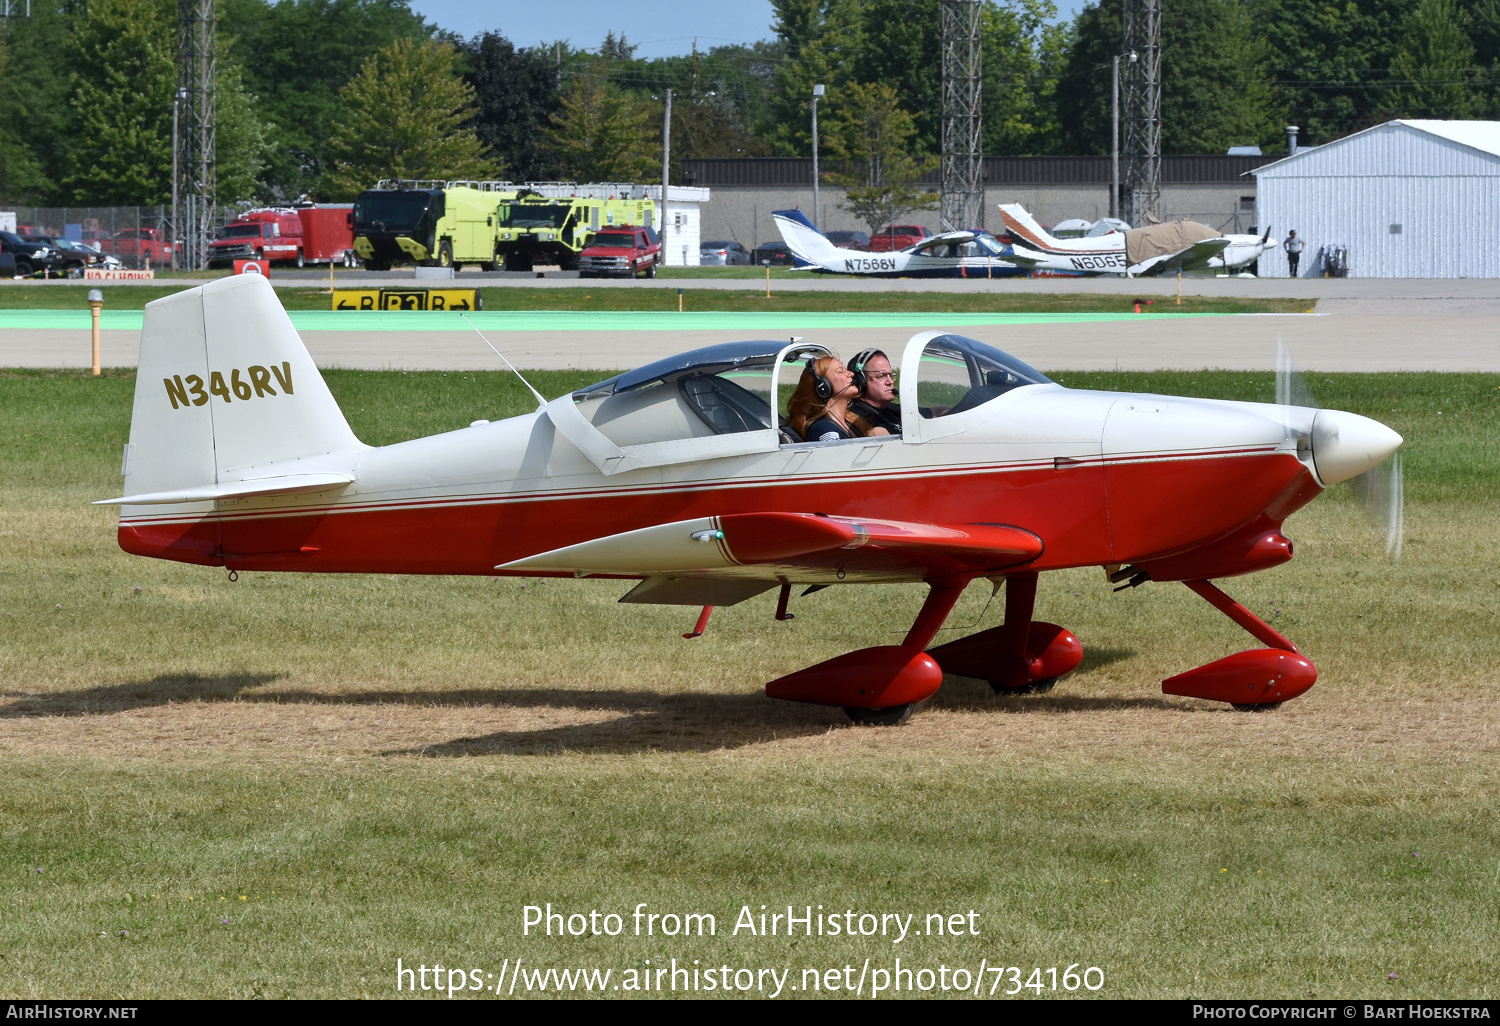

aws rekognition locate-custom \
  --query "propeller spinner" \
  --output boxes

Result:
[1277,340,1405,559]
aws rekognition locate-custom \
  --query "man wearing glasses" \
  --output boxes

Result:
[847,349,903,437]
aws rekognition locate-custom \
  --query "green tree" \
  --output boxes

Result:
[222,0,433,199]
[323,37,498,198]
[0,31,47,201]
[544,62,659,181]
[215,63,273,203]
[1246,0,1408,144]
[64,0,175,203]
[765,0,861,154]
[982,0,1069,155]
[1055,0,1283,155]
[823,81,938,234]
[1380,0,1479,118]
[459,32,561,182]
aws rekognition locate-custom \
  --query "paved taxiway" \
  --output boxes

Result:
[2,276,1497,373]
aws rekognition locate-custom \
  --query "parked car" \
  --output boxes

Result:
[753,241,796,266]
[577,225,662,278]
[698,240,751,266]
[867,224,929,251]
[824,230,870,250]
[24,235,121,276]
[0,230,65,276]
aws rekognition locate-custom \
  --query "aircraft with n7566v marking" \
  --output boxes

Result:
[101,274,1402,725]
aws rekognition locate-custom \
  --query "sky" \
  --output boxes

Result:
[409,0,1089,58]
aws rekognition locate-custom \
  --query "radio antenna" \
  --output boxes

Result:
[461,313,548,410]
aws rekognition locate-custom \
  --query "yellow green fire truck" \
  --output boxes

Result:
[494,188,656,271]
[351,181,516,271]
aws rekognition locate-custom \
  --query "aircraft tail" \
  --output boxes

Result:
[115,274,364,506]
[771,209,837,267]
[998,203,1064,252]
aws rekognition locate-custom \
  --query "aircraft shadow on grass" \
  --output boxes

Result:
[1,644,1193,757]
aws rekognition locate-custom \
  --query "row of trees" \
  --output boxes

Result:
[1,0,1497,207]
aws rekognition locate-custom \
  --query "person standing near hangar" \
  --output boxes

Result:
[1284,230,1305,277]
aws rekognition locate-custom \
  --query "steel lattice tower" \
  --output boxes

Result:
[940,0,983,231]
[175,0,215,270]
[1120,0,1161,227]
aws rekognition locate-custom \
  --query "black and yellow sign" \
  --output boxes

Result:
[332,288,482,311]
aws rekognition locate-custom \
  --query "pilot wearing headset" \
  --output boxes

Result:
[846,348,903,437]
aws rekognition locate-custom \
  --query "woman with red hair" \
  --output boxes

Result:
[787,356,891,442]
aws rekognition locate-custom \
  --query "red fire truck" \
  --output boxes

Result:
[207,204,355,268]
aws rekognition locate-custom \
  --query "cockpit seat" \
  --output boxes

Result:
[679,374,772,434]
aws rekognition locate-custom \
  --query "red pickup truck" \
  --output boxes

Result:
[866,224,929,252]
[208,205,356,269]
[577,225,662,278]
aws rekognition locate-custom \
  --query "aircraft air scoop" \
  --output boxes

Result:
[1310,410,1403,484]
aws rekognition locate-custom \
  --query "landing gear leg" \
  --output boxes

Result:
[1161,579,1317,710]
[765,579,967,726]
[925,572,1082,694]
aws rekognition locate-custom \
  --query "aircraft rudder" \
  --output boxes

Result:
[124,275,362,501]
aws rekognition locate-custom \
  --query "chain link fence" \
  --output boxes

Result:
[0,202,242,269]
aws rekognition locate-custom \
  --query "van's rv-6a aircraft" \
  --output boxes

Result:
[104,275,1403,724]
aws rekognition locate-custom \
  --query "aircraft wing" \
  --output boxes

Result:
[1132,237,1233,276]
[907,230,979,252]
[499,513,1043,587]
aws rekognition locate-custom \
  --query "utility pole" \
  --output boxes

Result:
[811,84,824,229]
[940,0,984,232]
[170,89,183,270]
[1120,0,1160,228]
[1110,55,1120,221]
[175,0,216,271]
[661,87,672,255]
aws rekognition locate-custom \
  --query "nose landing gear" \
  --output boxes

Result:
[1161,579,1317,709]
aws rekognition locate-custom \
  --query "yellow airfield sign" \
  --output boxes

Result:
[332,288,482,311]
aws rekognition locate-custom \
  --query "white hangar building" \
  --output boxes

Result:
[1254,119,1500,278]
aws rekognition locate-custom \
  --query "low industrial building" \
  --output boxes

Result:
[1254,120,1500,278]
[682,155,1266,251]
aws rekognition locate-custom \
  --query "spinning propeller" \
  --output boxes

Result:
[1276,339,1404,561]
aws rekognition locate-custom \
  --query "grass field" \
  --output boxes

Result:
[0,283,1310,316]
[1,368,1497,999]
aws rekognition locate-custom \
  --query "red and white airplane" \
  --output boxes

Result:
[103,275,1402,724]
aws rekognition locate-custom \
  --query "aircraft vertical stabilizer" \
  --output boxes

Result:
[998,203,1064,251]
[120,275,363,502]
[771,209,839,267]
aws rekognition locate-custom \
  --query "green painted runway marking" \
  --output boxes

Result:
[0,309,1230,332]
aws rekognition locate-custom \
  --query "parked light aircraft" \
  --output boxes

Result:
[1203,227,1278,275]
[104,275,1403,724]
[999,204,1234,277]
[773,209,1030,278]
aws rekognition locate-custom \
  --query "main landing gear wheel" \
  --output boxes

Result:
[1231,702,1283,712]
[991,677,1057,696]
[843,704,913,726]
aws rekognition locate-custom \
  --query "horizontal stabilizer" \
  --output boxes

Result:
[96,472,353,506]
[500,512,1042,582]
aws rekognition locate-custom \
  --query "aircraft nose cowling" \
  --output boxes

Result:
[1311,409,1402,484]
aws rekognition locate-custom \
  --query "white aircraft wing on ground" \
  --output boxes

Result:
[772,209,1029,278]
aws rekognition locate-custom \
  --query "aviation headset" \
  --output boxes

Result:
[848,348,887,392]
[804,360,836,402]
